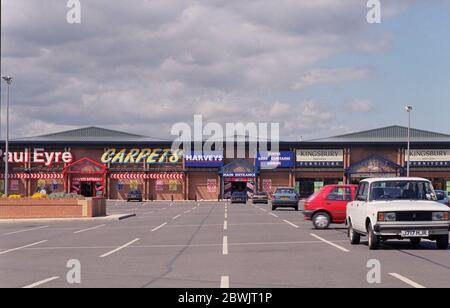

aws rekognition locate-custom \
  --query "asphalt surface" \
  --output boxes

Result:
[0,200,449,288]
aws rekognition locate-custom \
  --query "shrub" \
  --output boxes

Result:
[8,194,22,199]
[48,192,85,200]
[32,193,48,199]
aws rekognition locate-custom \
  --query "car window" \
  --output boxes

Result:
[275,189,295,194]
[370,180,436,201]
[356,182,369,201]
[326,187,352,201]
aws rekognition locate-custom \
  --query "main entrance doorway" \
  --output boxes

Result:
[63,157,107,197]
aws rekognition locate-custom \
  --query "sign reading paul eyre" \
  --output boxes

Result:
[409,150,450,167]
[296,149,344,167]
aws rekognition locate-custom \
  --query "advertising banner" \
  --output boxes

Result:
[207,179,217,193]
[257,151,294,169]
[409,150,450,166]
[185,152,224,167]
[296,149,344,167]
[155,180,164,191]
[169,180,178,191]
[262,179,272,193]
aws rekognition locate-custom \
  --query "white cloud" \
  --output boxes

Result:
[346,99,374,112]
[292,67,373,90]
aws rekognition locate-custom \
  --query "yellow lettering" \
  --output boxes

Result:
[101,149,116,164]
[124,148,140,163]
[112,149,127,164]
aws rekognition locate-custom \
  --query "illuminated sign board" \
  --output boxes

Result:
[0,148,73,166]
[296,149,344,167]
[101,148,181,164]
[184,152,224,167]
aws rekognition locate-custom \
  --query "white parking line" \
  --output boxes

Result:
[3,226,49,236]
[389,273,426,288]
[23,276,59,289]
[310,233,349,253]
[220,276,230,288]
[151,222,168,232]
[173,215,181,220]
[223,236,228,255]
[0,240,48,256]
[143,211,154,215]
[283,220,299,228]
[224,220,228,231]
[73,224,106,234]
[225,213,228,219]
[99,238,140,258]
[184,210,191,214]
[269,213,278,218]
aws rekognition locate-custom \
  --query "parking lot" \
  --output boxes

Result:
[0,200,449,288]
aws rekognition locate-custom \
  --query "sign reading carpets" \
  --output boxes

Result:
[185,152,224,167]
[409,150,450,166]
[257,152,294,169]
[296,150,344,167]
[101,148,182,164]
[207,179,217,193]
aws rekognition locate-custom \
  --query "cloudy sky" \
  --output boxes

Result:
[1,0,450,140]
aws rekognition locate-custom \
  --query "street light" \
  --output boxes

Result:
[405,105,413,177]
[1,75,12,196]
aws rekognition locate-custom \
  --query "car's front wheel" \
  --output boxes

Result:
[348,222,361,245]
[436,234,449,250]
[367,223,380,250]
[312,212,331,229]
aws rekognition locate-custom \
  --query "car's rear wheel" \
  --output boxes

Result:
[272,206,277,211]
[436,234,449,250]
[348,222,361,245]
[410,238,421,246]
[367,223,380,250]
[312,212,330,229]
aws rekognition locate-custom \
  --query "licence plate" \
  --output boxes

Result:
[401,230,429,237]
[281,197,289,200]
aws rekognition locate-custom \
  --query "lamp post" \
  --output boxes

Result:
[405,105,413,177]
[1,76,12,196]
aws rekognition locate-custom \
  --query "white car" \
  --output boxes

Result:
[346,177,450,250]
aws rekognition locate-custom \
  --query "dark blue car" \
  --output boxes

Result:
[231,191,247,204]
[127,190,143,202]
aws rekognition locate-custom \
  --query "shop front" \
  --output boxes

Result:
[346,155,404,184]
[295,149,345,197]
[257,151,293,194]
[220,159,257,199]
[409,149,450,191]
[64,157,106,197]
[185,151,223,200]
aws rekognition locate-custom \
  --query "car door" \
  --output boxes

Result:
[350,182,369,232]
[325,186,352,223]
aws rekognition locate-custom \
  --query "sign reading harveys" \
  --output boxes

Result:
[1,148,73,166]
[101,148,182,164]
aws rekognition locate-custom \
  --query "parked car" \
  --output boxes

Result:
[347,177,450,250]
[127,190,143,202]
[231,191,247,204]
[252,192,269,204]
[272,187,299,211]
[435,190,450,206]
[303,184,358,229]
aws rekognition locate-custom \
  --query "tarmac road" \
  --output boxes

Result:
[0,200,449,288]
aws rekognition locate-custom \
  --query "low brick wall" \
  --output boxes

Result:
[0,197,106,219]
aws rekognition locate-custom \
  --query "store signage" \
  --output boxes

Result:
[409,150,450,166]
[296,149,344,167]
[184,152,224,167]
[72,176,103,182]
[207,179,217,193]
[101,148,181,164]
[1,148,73,166]
[223,172,256,178]
[257,151,293,169]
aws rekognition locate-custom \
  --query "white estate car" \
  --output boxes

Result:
[347,177,450,250]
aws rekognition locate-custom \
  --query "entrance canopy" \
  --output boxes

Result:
[63,157,106,175]
[220,159,257,178]
[346,155,405,179]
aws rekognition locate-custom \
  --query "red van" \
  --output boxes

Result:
[303,185,358,229]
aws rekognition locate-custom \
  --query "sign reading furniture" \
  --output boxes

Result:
[296,149,344,167]
[408,150,450,167]
[101,148,182,164]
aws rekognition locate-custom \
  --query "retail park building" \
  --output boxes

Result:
[1,125,450,200]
